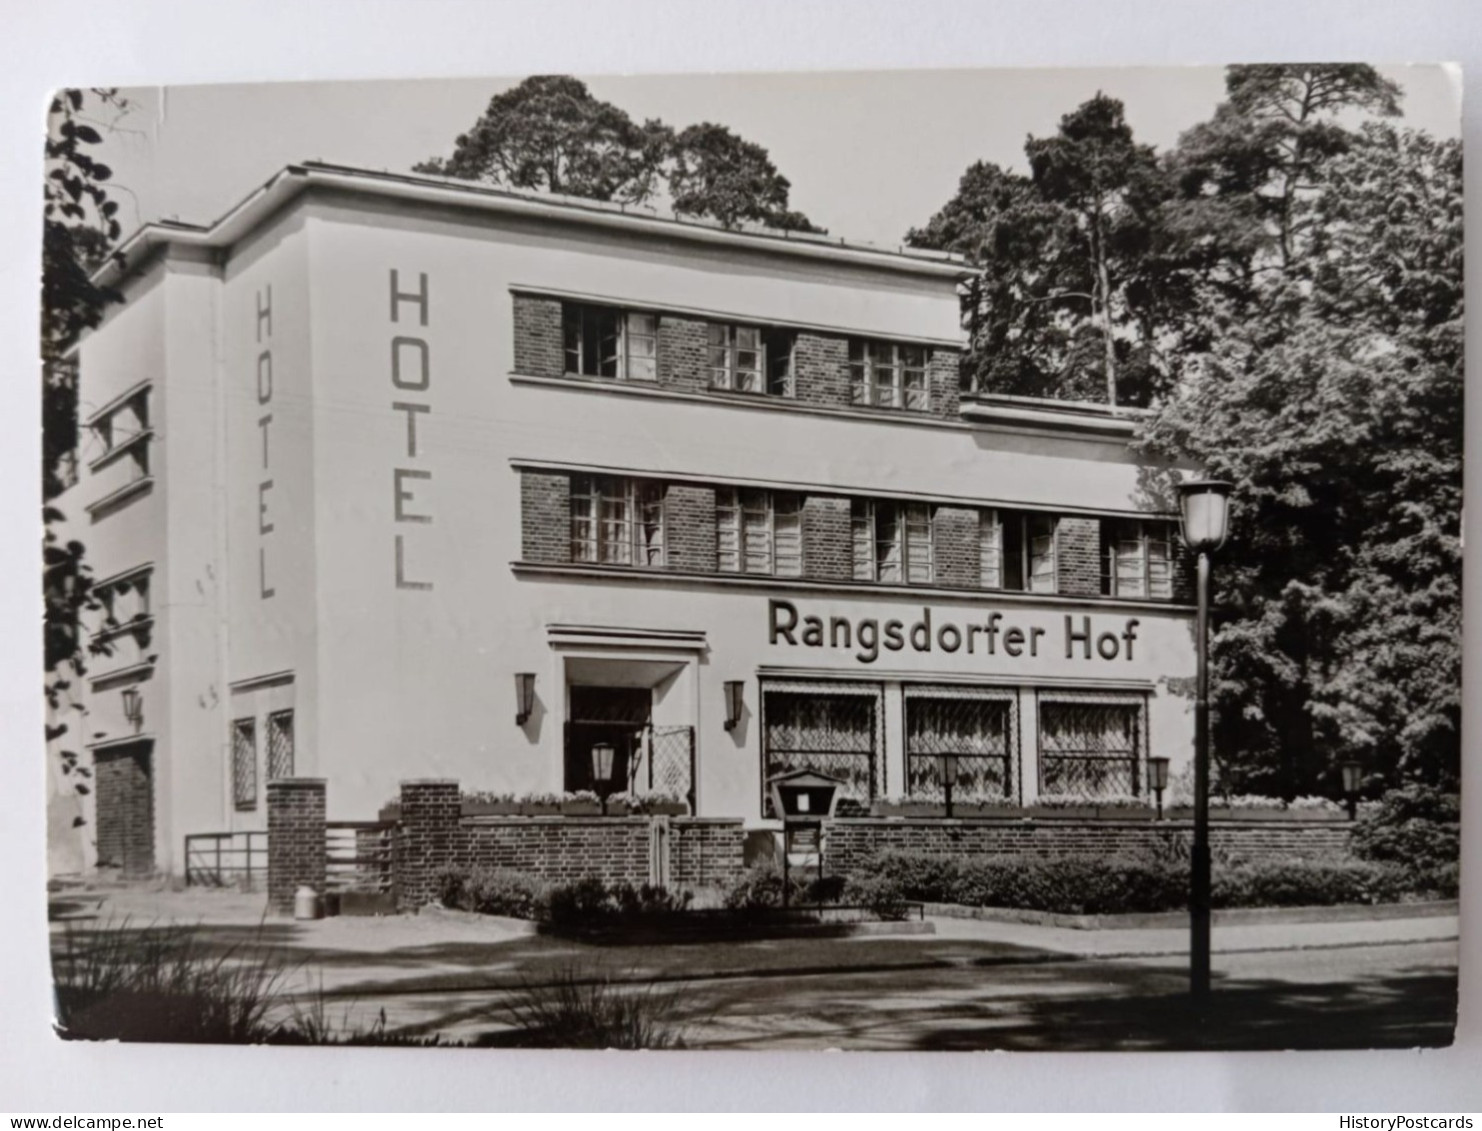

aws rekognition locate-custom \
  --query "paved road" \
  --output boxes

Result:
[51,889,1459,1051]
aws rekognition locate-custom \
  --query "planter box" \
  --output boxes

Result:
[1025,806,1099,820]
[1168,807,1345,822]
[871,802,947,819]
[520,802,561,817]
[559,800,604,817]
[643,801,689,816]
[462,800,520,817]
[950,804,1027,820]
[377,804,401,822]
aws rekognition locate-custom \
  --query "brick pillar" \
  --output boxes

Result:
[267,778,326,916]
[665,484,717,572]
[512,294,565,377]
[657,316,711,393]
[928,348,962,418]
[802,495,853,580]
[932,505,980,587]
[793,333,852,407]
[396,779,463,911]
[521,471,571,563]
[1056,517,1103,597]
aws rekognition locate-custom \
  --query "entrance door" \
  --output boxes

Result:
[565,685,652,794]
[94,740,155,875]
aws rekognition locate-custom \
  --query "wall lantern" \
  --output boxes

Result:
[591,742,617,815]
[723,680,745,731]
[120,686,143,732]
[1340,759,1364,821]
[514,672,536,726]
[1177,478,1234,554]
[1148,756,1170,821]
[937,753,960,818]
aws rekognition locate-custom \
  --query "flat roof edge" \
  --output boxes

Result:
[96,161,973,289]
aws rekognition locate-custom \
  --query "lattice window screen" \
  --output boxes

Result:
[760,680,884,812]
[1037,690,1149,802]
[904,684,1020,803]
[231,718,257,810]
[267,709,294,781]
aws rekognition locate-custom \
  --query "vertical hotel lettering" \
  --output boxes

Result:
[390,269,433,590]
[256,286,275,599]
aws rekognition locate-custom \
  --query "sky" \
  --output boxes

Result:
[98,64,1462,250]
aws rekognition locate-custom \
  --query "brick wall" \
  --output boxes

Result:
[267,778,327,915]
[928,349,962,418]
[670,819,748,889]
[94,742,155,876]
[822,817,1354,875]
[464,818,652,884]
[512,294,565,378]
[802,494,853,580]
[666,484,718,572]
[1056,517,1102,597]
[658,316,710,393]
[793,333,852,408]
[521,471,570,564]
[933,505,979,587]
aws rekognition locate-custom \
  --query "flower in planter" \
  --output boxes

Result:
[562,790,601,805]
[606,790,643,812]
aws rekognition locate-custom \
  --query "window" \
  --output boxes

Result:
[717,488,802,576]
[708,324,796,396]
[231,718,257,810]
[1038,694,1147,801]
[96,568,151,629]
[905,686,1018,802]
[761,680,884,810]
[87,386,152,481]
[852,499,933,584]
[1102,519,1174,600]
[91,568,153,665]
[570,475,665,567]
[982,511,1057,594]
[563,305,657,381]
[266,709,294,781]
[848,340,930,411]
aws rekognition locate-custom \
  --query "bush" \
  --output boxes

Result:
[854,843,1441,915]
[843,875,911,920]
[53,919,290,1043]
[541,877,694,931]
[721,862,807,910]
[1351,783,1461,876]
[435,865,548,919]
[1211,857,1408,908]
[495,962,692,1048]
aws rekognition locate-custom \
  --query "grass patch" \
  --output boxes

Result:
[491,961,696,1048]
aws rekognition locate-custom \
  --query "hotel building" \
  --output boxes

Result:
[51,162,1197,877]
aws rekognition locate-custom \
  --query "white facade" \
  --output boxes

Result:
[54,163,1198,876]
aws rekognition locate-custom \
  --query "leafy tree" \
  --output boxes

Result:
[667,122,818,231]
[43,89,130,808]
[414,76,670,204]
[1140,117,1462,797]
[418,76,817,232]
[910,95,1181,406]
[1166,64,1402,306]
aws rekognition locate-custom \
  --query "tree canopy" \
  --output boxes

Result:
[913,65,1462,797]
[416,76,819,232]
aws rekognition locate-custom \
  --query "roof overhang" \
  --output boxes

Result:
[94,161,974,292]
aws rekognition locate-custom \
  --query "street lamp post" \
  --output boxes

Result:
[1341,760,1363,821]
[1177,477,1232,1003]
[937,753,959,818]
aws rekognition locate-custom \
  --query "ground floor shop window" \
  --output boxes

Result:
[231,718,257,810]
[266,709,294,780]
[904,685,1018,802]
[761,680,883,813]
[1037,693,1147,801]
